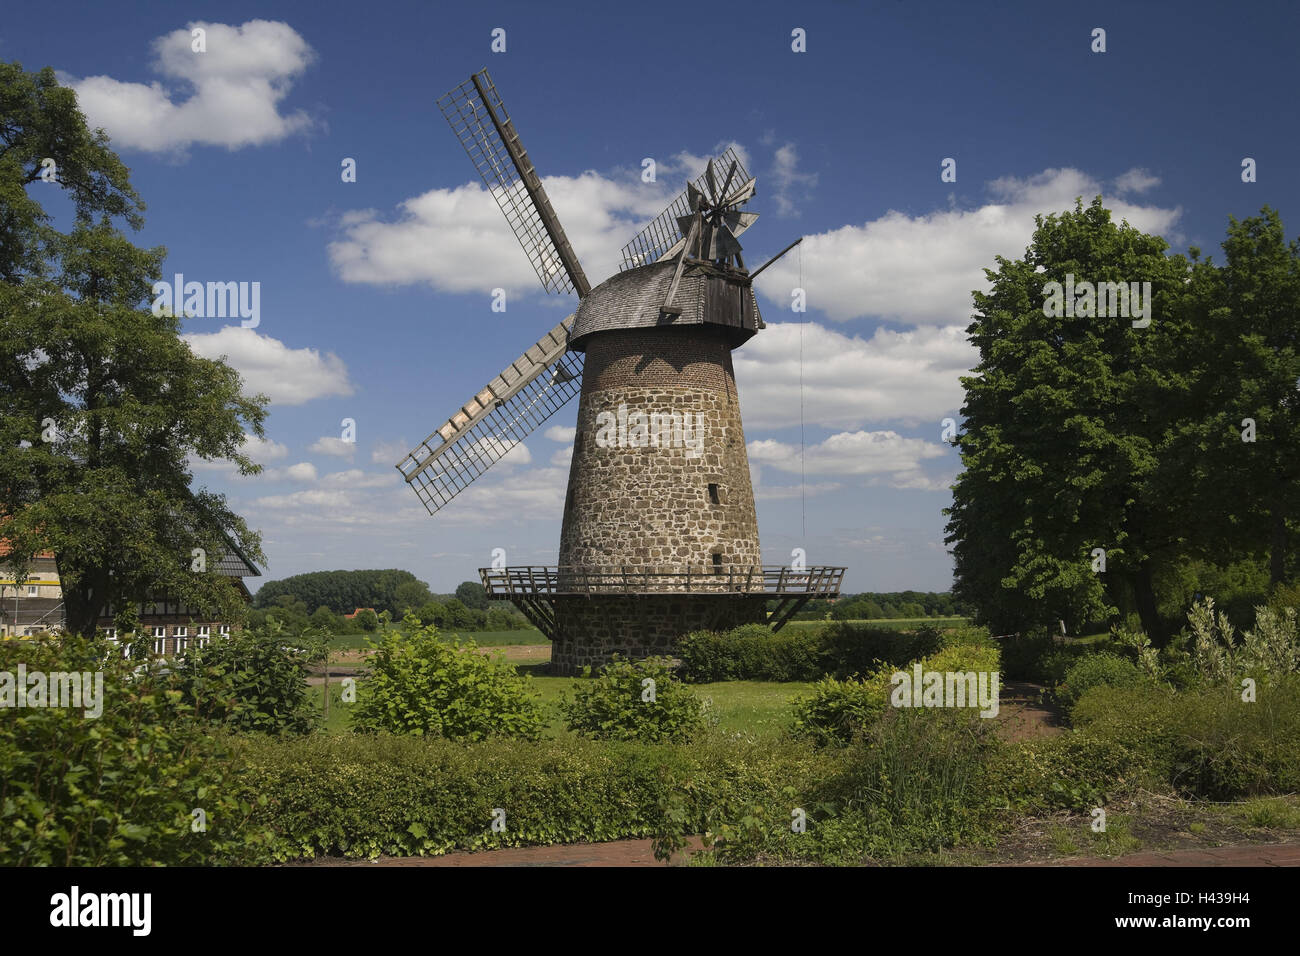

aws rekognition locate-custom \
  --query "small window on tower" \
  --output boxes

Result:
[711,552,723,573]
[708,483,720,505]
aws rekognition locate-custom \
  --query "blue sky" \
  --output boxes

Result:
[6,0,1299,594]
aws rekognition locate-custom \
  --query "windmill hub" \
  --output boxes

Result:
[399,70,844,674]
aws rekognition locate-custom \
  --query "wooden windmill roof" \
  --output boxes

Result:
[569,260,763,351]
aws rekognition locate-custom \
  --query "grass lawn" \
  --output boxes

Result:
[781,616,967,633]
[308,672,811,741]
[325,627,548,651]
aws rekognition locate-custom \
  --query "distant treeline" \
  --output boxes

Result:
[777,591,968,621]
[253,569,433,617]
[251,569,530,633]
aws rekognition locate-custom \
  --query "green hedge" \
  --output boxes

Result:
[677,624,824,681]
[227,734,834,862]
[1070,677,1300,799]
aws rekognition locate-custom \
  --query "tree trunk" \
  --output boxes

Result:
[1270,488,1287,587]
[1133,562,1165,646]
[56,556,107,638]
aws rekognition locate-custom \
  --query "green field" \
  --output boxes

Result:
[326,627,547,650]
[309,674,811,740]
[781,616,967,633]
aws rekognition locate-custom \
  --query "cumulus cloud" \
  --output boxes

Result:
[326,145,750,296]
[769,143,817,217]
[749,430,952,491]
[544,425,576,442]
[319,469,399,489]
[752,167,1182,324]
[182,327,354,405]
[370,439,410,465]
[1113,167,1161,195]
[64,20,316,154]
[734,321,974,430]
[309,437,356,460]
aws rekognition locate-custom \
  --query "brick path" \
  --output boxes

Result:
[307,839,1300,867]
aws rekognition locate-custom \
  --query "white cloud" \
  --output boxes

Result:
[753,167,1182,324]
[550,445,573,467]
[253,488,351,510]
[282,462,318,482]
[370,438,410,465]
[182,327,354,406]
[544,425,576,442]
[1113,168,1161,195]
[770,143,817,217]
[309,437,356,459]
[319,469,399,489]
[239,433,287,463]
[749,430,952,491]
[326,145,751,296]
[734,321,974,430]
[65,20,315,154]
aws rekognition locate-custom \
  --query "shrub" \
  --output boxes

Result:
[560,656,706,743]
[0,633,272,865]
[989,731,1152,812]
[818,621,944,677]
[791,643,1000,748]
[790,674,890,748]
[1054,653,1147,714]
[676,624,823,682]
[166,620,322,735]
[350,622,544,740]
[1071,677,1300,799]
[228,733,830,861]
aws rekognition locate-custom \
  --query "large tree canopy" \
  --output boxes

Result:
[946,197,1300,640]
[0,61,267,637]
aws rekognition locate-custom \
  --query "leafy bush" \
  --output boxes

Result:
[560,656,706,743]
[228,733,829,861]
[1054,653,1148,714]
[166,621,322,735]
[818,621,945,677]
[791,644,1000,747]
[989,731,1151,812]
[350,622,544,740]
[0,633,272,865]
[1072,677,1300,799]
[790,675,890,748]
[677,624,823,682]
[697,708,999,864]
[998,630,1094,683]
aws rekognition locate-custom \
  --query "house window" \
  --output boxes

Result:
[711,552,723,572]
[174,626,188,653]
[708,483,720,505]
[197,625,211,648]
[27,584,38,596]
[219,625,230,638]
[152,626,167,656]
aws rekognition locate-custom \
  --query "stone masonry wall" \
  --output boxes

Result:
[550,594,768,674]
[558,326,761,575]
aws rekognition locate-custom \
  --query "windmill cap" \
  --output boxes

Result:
[569,260,763,352]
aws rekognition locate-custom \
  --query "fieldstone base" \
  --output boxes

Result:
[550,593,768,675]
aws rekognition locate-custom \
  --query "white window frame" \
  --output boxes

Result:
[27,584,38,596]
[196,625,211,648]
[152,626,167,656]
[174,626,188,652]
[219,625,230,637]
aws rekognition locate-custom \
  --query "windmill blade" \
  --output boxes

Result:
[438,69,591,297]
[397,316,583,515]
[618,147,750,271]
[722,210,759,239]
[722,176,757,207]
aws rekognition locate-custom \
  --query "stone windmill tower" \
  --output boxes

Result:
[398,70,843,674]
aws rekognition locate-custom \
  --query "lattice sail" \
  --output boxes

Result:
[438,70,590,297]
[397,317,583,515]
[619,148,751,271]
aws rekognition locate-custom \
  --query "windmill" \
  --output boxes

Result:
[397,69,844,673]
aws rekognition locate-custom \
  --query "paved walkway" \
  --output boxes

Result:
[308,839,1300,867]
